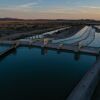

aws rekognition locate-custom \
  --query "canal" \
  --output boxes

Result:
[0,45,10,52]
[0,46,96,100]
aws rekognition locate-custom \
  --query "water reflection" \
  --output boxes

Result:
[0,46,96,62]
[57,49,61,54]
[41,48,84,61]
[41,48,48,55]
[74,52,80,61]
[0,46,96,100]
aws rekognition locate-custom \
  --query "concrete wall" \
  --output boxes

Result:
[67,57,100,100]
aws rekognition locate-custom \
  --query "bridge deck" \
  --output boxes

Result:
[0,42,19,57]
[0,40,99,56]
[26,42,99,56]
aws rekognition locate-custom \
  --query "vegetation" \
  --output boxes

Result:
[0,20,68,40]
[0,19,99,40]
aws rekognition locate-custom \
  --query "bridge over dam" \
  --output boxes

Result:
[0,42,19,57]
[0,40,99,57]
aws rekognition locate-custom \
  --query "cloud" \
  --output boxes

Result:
[0,1,40,12]
[80,6,100,9]
[17,2,39,8]
[78,6,100,14]
[39,6,88,14]
[0,1,100,20]
[0,0,41,11]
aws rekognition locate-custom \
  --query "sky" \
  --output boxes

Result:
[0,0,100,20]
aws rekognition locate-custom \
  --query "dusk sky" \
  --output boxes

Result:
[0,0,100,19]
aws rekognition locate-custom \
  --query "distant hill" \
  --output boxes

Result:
[0,18,100,25]
[0,18,99,22]
[0,18,23,21]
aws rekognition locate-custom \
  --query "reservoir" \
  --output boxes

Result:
[0,46,96,100]
[0,45,10,52]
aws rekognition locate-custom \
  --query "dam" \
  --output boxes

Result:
[0,26,100,100]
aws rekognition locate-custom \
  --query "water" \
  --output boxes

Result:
[52,26,90,44]
[52,27,96,48]
[0,47,95,100]
[25,28,66,40]
[0,45,10,52]
[79,28,95,47]
[89,32,100,47]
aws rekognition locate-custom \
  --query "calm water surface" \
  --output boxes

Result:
[0,47,96,100]
[0,45,10,52]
